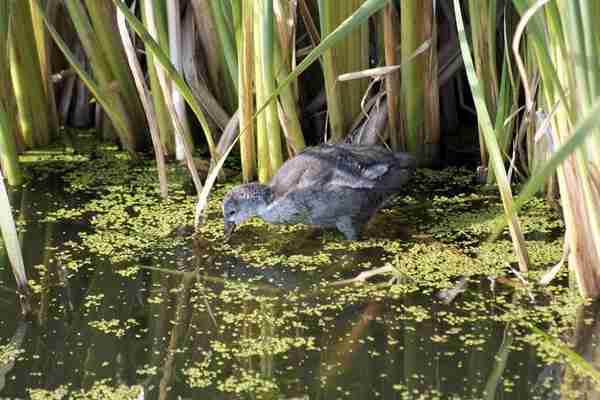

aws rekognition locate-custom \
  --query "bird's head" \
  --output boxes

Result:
[222,183,272,239]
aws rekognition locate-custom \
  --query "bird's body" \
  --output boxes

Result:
[223,144,416,240]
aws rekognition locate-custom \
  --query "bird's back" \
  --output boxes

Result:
[261,144,415,228]
[269,144,415,197]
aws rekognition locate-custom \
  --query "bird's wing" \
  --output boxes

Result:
[326,145,395,189]
[268,149,328,196]
[270,144,397,195]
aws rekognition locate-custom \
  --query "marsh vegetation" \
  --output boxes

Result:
[1,0,600,398]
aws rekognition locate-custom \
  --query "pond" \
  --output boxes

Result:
[0,146,597,399]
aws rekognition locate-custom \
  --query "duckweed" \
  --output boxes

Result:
[4,144,587,399]
[0,343,24,365]
[28,380,142,400]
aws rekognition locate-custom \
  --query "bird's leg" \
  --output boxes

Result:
[336,216,361,240]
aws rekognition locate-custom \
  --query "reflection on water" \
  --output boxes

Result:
[0,164,594,399]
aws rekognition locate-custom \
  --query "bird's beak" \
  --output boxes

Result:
[224,220,236,240]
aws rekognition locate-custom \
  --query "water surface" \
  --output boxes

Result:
[0,150,594,399]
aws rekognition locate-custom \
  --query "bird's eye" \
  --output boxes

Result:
[228,210,236,216]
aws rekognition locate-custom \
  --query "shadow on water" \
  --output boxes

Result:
[0,161,594,399]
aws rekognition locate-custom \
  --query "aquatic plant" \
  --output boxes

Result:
[1,0,599,305]
[3,147,591,398]
[0,170,28,306]
[0,1,21,186]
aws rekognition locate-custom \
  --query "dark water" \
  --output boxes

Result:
[0,167,595,399]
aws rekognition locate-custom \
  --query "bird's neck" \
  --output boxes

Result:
[257,186,284,222]
[252,185,273,218]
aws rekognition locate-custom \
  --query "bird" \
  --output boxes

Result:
[222,143,416,240]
